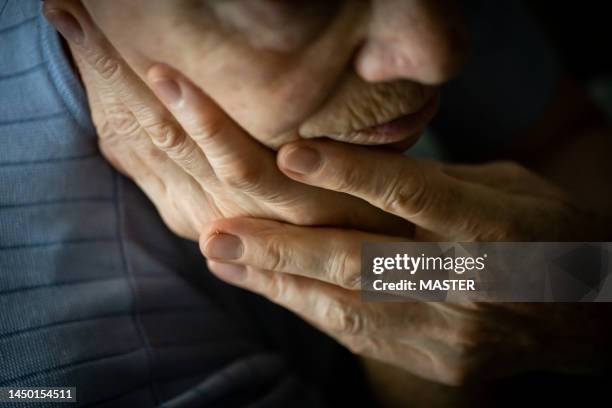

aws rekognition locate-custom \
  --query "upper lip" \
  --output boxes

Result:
[331,93,439,144]
[298,82,439,145]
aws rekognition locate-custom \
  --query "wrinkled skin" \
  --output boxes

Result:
[201,139,611,387]
[80,0,466,148]
[42,0,612,403]
[44,0,467,239]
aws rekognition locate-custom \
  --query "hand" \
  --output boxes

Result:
[48,0,407,240]
[200,140,610,386]
[268,140,605,242]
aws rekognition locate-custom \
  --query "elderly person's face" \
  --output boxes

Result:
[82,0,467,148]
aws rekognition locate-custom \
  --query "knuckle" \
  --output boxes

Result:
[324,299,365,336]
[262,236,287,272]
[155,131,201,171]
[107,110,141,138]
[331,164,363,193]
[381,167,430,217]
[330,247,361,290]
[343,335,379,356]
[263,274,287,303]
[149,122,185,152]
[95,120,117,142]
[187,115,225,145]
[91,53,121,81]
[220,161,264,192]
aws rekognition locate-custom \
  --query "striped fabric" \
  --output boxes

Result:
[0,1,362,406]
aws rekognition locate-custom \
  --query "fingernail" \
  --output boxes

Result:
[211,263,247,282]
[282,147,321,175]
[45,9,84,46]
[150,77,182,106]
[204,233,244,261]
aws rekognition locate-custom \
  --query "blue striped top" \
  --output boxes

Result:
[0,1,361,406]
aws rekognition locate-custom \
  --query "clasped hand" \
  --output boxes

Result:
[66,4,608,387]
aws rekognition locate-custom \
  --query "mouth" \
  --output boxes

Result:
[334,94,439,146]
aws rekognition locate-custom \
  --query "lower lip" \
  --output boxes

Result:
[345,95,439,146]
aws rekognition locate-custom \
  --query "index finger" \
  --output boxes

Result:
[277,140,509,240]
[201,217,400,290]
[146,64,295,198]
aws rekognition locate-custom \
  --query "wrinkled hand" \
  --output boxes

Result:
[201,140,610,385]
[48,0,406,240]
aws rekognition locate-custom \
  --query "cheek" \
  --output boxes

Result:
[100,11,345,149]
[205,66,331,147]
[102,25,306,147]
[184,55,328,148]
[153,38,337,148]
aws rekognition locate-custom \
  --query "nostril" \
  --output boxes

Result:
[44,8,84,46]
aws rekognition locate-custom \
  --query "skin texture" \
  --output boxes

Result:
[78,0,465,148]
[43,0,612,405]
[47,2,411,240]
[42,0,467,240]
[200,139,612,389]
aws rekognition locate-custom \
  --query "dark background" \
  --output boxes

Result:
[487,4,611,406]
[529,2,612,79]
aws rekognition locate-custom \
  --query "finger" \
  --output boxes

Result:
[360,345,470,388]
[201,218,404,290]
[445,161,565,201]
[146,64,299,197]
[207,261,378,338]
[44,0,216,184]
[144,65,414,234]
[277,140,513,240]
[208,261,449,383]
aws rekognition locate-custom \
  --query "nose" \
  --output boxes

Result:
[355,0,468,85]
